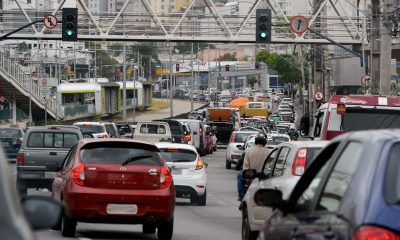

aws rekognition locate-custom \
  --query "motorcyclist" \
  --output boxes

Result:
[288,126,299,141]
[236,133,271,201]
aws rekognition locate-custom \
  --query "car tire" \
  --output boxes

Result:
[17,179,27,196]
[226,160,231,169]
[52,212,63,230]
[61,214,76,237]
[196,189,207,206]
[143,223,157,234]
[157,218,174,240]
[213,145,217,151]
[199,149,206,157]
[242,207,258,240]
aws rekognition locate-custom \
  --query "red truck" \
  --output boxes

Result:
[301,95,400,140]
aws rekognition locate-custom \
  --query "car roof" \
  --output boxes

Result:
[335,128,400,143]
[233,131,260,134]
[155,142,197,151]
[74,121,105,125]
[79,138,159,147]
[277,140,330,148]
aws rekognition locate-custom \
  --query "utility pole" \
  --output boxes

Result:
[191,42,194,112]
[370,0,381,92]
[298,46,305,114]
[122,40,127,121]
[169,42,174,118]
[379,0,393,95]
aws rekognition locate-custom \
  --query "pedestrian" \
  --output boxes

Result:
[236,134,271,201]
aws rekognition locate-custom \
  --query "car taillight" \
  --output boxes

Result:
[17,153,24,165]
[160,166,172,189]
[354,226,400,240]
[292,148,307,176]
[230,133,237,143]
[186,134,192,142]
[71,163,85,186]
[98,134,108,138]
[196,158,204,170]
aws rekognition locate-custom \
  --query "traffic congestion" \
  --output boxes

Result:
[1,89,400,240]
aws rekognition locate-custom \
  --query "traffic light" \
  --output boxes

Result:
[225,65,230,71]
[176,64,180,72]
[256,9,272,43]
[62,8,78,41]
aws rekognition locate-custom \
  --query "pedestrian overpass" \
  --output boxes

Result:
[0,52,58,122]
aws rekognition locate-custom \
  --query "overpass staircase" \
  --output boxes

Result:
[0,52,58,120]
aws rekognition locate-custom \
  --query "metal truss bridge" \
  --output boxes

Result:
[0,0,367,44]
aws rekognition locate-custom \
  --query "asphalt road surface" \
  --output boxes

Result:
[10,148,242,240]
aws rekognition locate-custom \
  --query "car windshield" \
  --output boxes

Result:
[75,124,105,134]
[385,143,400,204]
[80,142,161,165]
[0,128,21,139]
[341,109,400,131]
[159,148,197,162]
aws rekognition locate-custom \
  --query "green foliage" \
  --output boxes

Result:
[130,43,158,59]
[256,50,302,84]
[175,42,215,54]
[247,75,258,88]
[96,50,118,79]
[17,42,28,52]
[219,53,237,61]
[108,43,123,56]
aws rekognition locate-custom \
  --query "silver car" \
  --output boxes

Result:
[225,131,259,169]
[240,141,329,240]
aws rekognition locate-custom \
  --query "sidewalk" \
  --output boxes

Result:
[128,99,206,122]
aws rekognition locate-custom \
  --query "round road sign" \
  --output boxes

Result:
[43,15,58,29]
[290,16,309,35]
[41,79,48,87]
[314,92,323,101]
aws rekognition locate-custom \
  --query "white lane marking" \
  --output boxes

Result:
[217,200,227,206]
[78,238,93,240]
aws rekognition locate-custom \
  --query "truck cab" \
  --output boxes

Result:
[302,95,400,140]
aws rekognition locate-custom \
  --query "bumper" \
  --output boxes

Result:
[226,153,241,163]
[64,185,175,223]
[17,172,56,189]
[173,174,206,197]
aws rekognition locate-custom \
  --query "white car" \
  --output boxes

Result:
[226,131,260,169]
[73,122,109,138]
[156,143,208,206]
[240,141,329,239]
[281,97,294,107]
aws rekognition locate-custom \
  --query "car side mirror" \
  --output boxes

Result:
[21,196,63,230]
[254,189,285,210]
[45,161,61,171]
[243,169,257,180]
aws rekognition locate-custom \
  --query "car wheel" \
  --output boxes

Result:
[226,160,231,169]
[61,214,76,237]
[213,145,217,151]
[17,179,27,196]
[157,218,174,240]
[199,148,206,157]
[242,207,258,240]
[143,223,157,234]
[52,212,63,230]
[196,189,207,206]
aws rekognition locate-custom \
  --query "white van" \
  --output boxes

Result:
[176,119,207,156]
[133,122,172,143]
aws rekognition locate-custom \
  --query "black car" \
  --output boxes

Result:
[115,123,134,138]
[251,129,400,240]
[0,127,24,161]
[154,119,188,144]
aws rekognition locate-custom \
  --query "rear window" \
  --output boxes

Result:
[80,142,161,165]
[168,122,181,135]
[233,133,256,143]
[385,143,400,204]
[0,128,21,139]
[306,147,323,167]
[139,124,166,134]
[272,136,290,142]
[105,124,118,137]
[27,132,78,148]
[75,124,105,134]
[159,148,197,162]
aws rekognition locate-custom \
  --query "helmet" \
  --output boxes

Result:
[254,133,267,146]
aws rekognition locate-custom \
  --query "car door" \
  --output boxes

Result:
[248,149,278,224]
[262,141,363,240]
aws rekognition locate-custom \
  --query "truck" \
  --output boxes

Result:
[300,95,400,140]
[240,101,270,118]
[207,108,240,144]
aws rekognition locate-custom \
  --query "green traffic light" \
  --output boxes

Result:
[66,30,73,36]
[260,32,267,38]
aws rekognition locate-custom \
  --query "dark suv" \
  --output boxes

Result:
[154,119,187,144]
[16,125,83,195]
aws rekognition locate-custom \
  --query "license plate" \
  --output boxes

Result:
[44,172,56,178]
[172,169,182,174]
[106,204,138,215]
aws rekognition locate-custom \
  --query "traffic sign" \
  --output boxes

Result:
[290,16,309,35]
[361,75,371,85]
[315,92,324,101]
[43,15,58,29]
[41,79,48,87]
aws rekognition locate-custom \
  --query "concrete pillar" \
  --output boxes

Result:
[379,0,393,95]
[12,90,16,125]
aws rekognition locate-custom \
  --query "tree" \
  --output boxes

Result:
[96,50,119,80]
[174,42,215,54]
[219,53,237,61]
[256,50,302,84]
[247,75,258,88]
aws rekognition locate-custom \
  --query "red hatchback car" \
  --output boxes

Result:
[52,139,175,239]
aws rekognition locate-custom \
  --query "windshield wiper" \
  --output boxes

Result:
[122,155,153,165]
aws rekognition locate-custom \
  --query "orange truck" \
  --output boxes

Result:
[207,108,240,144]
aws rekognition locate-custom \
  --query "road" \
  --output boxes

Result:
[10,148,242,240]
